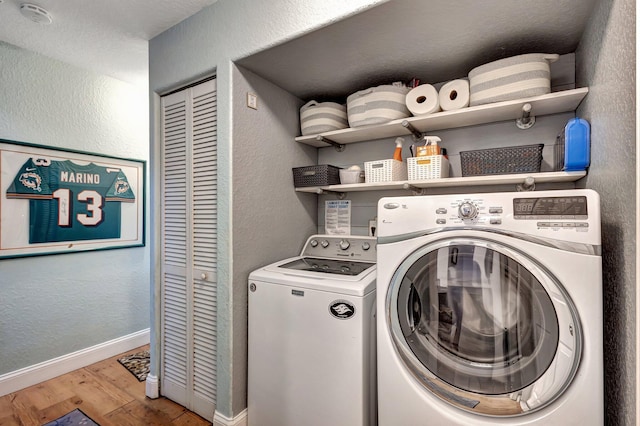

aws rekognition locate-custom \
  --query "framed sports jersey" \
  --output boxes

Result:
[0,139,145,258]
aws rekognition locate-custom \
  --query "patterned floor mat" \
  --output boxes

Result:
[117,350,150,382]
[42,408,99,426]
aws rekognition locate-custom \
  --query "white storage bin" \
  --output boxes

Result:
[364,159,407,183]
[300,100,349,135]
[339,169,365,184]
[347,84,411,127]
[468,53,559,106]
[408,156,450,180]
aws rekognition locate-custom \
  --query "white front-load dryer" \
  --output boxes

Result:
[376,189,602,425]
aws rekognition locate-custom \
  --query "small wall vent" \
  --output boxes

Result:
[20,3,52,24]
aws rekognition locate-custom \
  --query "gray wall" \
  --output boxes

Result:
[0,41,150,374]
[575,0,636,423]
[148,0,387,418]
[317,112,576,234]
[231,65,317,409]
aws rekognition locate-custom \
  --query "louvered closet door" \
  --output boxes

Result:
[160,78,217,420]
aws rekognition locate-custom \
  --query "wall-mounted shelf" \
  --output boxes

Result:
[295,88,588,147]
[294,171,587,194]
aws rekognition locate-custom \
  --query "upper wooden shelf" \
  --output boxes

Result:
[295,88,588,147]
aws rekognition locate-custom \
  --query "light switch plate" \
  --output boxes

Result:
[247,92,258,109]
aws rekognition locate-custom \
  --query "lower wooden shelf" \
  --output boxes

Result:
[294,171,587,193]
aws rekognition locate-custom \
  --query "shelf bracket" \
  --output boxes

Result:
[516,176,536,192]
[516,103,536,129]
[403,182,427,196]
[401,120,425,141]
[316,135,345,152]
[315,188,347,199]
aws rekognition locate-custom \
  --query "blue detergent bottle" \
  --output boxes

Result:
[558,117,591,171]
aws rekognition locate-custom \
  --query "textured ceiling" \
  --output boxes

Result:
[237,0,598,101]
[0,0,599,93]
[0,0,217,86]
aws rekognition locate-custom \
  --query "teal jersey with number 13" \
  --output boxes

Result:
[6,157,135,244]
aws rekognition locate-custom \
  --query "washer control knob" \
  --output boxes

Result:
[458,202,478,220]
[321,240,330,248]
[309,239,318,247]
[362,242,371,251]
[339,239,351,250]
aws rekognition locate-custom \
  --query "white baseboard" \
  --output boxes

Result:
[214,408,248,426]
[0,328,150,397]
[145,373,159,399]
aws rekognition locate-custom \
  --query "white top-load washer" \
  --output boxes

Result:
[248,234,377,426]
[376,189,602,425]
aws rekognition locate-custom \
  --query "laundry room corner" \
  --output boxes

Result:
[147,0,637,424]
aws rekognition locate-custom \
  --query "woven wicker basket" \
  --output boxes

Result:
[292,165,341,187]
[460,144,543,176]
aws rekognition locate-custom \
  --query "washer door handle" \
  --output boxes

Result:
[407,284,422,333]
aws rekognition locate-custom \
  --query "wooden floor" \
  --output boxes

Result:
[0,345,212,426]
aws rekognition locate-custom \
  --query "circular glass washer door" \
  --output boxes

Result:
[387,236,582,417]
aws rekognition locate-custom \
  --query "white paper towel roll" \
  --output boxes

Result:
[406,84,441,116]
[438,79,470,111]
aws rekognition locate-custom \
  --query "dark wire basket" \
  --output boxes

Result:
[292,165,342,187]
[460,144,544,176]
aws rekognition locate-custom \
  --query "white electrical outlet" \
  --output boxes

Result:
[247,92,258,109]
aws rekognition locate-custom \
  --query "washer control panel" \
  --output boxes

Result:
[433,196,506,226]
[302,235,377,261]
[379,190,600,245]
[513,195,588,220]
[430,194,590,230]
